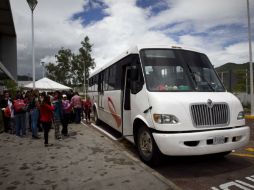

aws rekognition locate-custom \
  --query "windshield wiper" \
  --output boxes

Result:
[186,64,215,92]
[185,64,198,91]
[193,71,215,92]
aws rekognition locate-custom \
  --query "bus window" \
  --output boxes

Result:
[98,72,103,93]
[108,65,117,90]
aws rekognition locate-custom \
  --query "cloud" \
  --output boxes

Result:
[82,0,176,66]
[209,42,250,65]
[85,0,253,68]
[10,0,87,78]
[150,0,248,31]
[10,0,254,78]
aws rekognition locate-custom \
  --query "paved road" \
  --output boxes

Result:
[113,120,254,190]
[0,123,178,190]
[1,120,253,190]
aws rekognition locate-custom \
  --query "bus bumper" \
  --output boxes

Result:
[153,126,250,156]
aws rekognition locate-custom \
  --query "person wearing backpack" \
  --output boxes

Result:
[14,92,27,137]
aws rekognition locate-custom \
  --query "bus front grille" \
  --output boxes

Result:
[190,103,229,127]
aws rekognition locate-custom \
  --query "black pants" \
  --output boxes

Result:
[3,114,10,132]
[42,121,51,144]
[74,108,82,124]
[61,113,69,135]
[85,110,91,121]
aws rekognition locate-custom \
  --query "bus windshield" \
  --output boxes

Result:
[140,49,225,92]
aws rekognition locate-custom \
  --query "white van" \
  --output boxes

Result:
[88,45,250,165]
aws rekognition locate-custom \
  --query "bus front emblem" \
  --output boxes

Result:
[207,99,213,108]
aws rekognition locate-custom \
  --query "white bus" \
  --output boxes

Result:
[88,45,250,165]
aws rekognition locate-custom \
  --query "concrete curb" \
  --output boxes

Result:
[85,121,182,190]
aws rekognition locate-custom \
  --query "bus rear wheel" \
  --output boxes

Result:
[137,126,162,166]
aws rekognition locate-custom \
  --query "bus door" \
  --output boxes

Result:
[122,66,132,136]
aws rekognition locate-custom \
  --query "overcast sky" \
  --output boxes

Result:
[10,0,254,78]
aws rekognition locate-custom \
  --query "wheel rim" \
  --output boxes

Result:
[139,130,153,157]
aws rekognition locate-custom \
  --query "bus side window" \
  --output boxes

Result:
[98,72,103,93]
[131,61,144,94]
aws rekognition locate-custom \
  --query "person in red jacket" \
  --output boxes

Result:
[84,97,92,124]
[40,94,54,147]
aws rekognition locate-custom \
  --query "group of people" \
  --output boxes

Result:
[0,90,92,147]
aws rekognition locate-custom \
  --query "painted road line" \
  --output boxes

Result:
[245,147,254,152]
[211,175,254,190]
[90,123,119,141]
[232,153,254,158]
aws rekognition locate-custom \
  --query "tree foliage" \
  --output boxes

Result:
[3,79,18,96]
[45,36,95,87]
[77,36,95,86]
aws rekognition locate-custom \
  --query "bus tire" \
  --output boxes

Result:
[94,108,101,125]
[137,126,162,166]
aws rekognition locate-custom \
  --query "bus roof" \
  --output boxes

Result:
[89,44,201,78]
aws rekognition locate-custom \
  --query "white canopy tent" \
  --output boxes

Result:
[24,77,72,91]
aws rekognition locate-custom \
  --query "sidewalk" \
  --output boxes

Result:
[0,122,179,190]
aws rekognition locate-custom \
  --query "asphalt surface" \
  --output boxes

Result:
[0,122,179,190]
[0,119,253,190]
[114,120,254,190]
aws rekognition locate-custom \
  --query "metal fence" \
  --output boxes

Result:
[217,69,250,106]
[217,69,249,93]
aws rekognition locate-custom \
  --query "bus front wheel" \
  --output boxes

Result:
[137,126,162,166]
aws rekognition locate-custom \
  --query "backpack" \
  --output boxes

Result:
[13,99,26,113]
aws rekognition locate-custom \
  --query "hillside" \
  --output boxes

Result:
[215,62,250,93]
[17,75,32,81]
[215,62,249,72]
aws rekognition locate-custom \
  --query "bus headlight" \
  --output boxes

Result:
[237,111,245,120]
[153,114,179,124]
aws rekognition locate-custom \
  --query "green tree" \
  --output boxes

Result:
[233,69,249,92]
[55,48,73,86]
[45,36,95,88]
[45,48,73,86]
[3,79,18,96]
[45,63,57,81]
[73,36,95,88]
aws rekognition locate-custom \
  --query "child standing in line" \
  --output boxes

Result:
[84,97,92,124]
[61,94,71,136]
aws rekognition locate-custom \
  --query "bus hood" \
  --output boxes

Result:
[147,92,245,131]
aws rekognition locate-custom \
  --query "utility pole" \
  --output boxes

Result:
[27,0,38,89]
[247,0,253,114]
[246,69,248,94]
